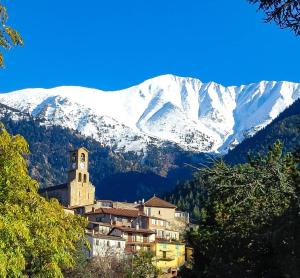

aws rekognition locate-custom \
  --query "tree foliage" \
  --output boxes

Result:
[249,0,300,35]
[129,251,159,278]
[174,141,300,277]
[0,3,23,67]
[65,250,159,278]
[0,123,87,277]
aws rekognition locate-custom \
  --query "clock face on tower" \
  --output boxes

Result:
[80,162,85,169]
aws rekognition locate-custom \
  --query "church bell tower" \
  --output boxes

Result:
[67,147,95,207]
[68,147,90,184]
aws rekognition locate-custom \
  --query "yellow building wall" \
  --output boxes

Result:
[151,242,185,272]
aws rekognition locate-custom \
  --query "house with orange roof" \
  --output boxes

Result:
[85,207,144,228]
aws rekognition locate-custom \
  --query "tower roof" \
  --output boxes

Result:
[69,146,89,153]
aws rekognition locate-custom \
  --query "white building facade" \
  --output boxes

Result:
[86,233,126,258]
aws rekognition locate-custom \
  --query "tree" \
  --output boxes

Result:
[129,251,159,278]
[0,123,87,277]
[184,141,300,277]
[249,0,300,35]
[0,3,23,67]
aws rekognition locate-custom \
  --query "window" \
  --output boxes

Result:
[80,153,85,162]
[151,219,155,225]
[78,173,82,182]
[107,241,110,247]
[117,242,121,248]
[160,220,164,226]
[158,210,161,215]
[147,208,151,216]
[96,239,99,246]
[83,174,87,183]
[162,251,167,259]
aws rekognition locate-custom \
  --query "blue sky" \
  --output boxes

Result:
[0,0,299,92]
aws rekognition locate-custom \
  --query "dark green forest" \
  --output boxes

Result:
[0,103,205,201]
[179,142,300,277]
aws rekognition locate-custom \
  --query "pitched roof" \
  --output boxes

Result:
[144,196,176,209]
[85,207,144,218]
[110,227,156,235]
[69,146,89,153]
[38,183,68,193]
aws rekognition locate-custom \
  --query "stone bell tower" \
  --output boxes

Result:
[67,147,95,207]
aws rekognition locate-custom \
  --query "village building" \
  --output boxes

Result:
[137,196,189,237]
[139,196,178,221]
[87,221,112,235]
[85,207,144,228]
[109,226,156,254]
[39,147,95,207]
[38,146,192,277]
[151,239,186,277]
[141,215,180,241]
[86,232,126,258]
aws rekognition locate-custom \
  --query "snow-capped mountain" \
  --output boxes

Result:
[0,74,299,154]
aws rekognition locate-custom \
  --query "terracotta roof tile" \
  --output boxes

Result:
[86,207,144,218]
[144,196,176,209]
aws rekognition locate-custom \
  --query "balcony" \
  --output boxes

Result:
[156,256,175,262]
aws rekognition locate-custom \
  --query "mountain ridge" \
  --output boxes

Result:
[0,74,299,156]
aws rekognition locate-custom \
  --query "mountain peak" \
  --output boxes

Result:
[0,75,299,154]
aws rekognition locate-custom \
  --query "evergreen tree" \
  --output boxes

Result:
[183,141,300,277]
[249,0,300,35]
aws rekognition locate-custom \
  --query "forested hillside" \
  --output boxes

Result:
[225,98,300,164]
[0,103,203,201]
[180,143,300,277]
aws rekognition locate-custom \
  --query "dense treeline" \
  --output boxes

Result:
[171,141,300,277]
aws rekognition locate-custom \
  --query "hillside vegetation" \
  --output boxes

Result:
[0,104,201,201]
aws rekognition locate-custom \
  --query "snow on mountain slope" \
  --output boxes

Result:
[0,74,299,154]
